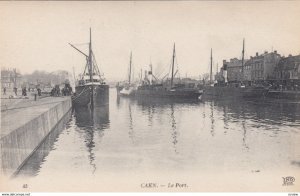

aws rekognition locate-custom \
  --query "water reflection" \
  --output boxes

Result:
[133,98,202,154]
[74,106,110,174]
[210,101,215,137]
[75,105,110,129]
[241,104,249,150]
[16,89,300,179]
[167,104,178,153]
[222,104,229,133]
[213,99,300,128]
[128,104,135,144]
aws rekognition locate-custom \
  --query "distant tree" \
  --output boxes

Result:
[23,70,71,87]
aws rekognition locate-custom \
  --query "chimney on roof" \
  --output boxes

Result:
[274,50,277,54]
[264,51,268,54]
[223,60,226,64]
[288,54,292,57]
[256,52,258,57]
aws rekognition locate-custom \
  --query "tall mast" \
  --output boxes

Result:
[210,48,213,84]
[241,38,245,82]
[89,28,94,107]
[73,66,76,84]
[129,52,132,85]
[171,43,175,88]
[88,28,93,81]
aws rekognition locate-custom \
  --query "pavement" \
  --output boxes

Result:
[0,96,70,138]
[1,88,50,112]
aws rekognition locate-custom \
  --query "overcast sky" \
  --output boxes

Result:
[1,1,300,81]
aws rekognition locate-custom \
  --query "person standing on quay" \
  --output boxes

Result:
[3,87,6,95]
[13,87,17,96]
[22,87,27,96]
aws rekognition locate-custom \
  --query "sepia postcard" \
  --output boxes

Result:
[0,1,300,194]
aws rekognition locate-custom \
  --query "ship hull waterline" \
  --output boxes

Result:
[72,84,109,107]
[134,89,203,100]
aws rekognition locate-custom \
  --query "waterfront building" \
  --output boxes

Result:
[273,54,300,81]
[247,51,281,82]
[223,58,249,82]
[1,68,21,88]
[244,60,252,81]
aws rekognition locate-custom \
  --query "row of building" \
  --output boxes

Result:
[217,50,300,84]
[1,68,71,89]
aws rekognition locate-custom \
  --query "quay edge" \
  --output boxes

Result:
[0,97,72,177]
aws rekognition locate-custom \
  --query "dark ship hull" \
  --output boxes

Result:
[266,90,300,100]
[203,86,268,100]
[134,85,202,99]
[72,84,109,107]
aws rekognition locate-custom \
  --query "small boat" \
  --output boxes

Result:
[71,28,109,107]
[119,52,136,97]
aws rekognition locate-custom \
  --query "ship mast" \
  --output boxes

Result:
[210,48,213,84]
[89,28,94,107]
[241,38,245,82]
[171,43,175,88]
[129,52,132,85]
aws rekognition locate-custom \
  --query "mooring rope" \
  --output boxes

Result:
[72,86,90,102]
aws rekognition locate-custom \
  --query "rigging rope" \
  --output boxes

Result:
[73,43,89,46]
[72,86,89,101]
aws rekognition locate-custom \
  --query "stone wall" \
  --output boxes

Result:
[0,97,71,176]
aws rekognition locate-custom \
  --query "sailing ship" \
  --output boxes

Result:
[71,28,109,107]
[119,52,136,96]
[134,43,203,99]
[203,39,268,100]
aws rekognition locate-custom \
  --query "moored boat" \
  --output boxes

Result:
[266,90,300,100]
[71,28,109,107]
[134,43,203,100]
[119,52,136,97]
[203,39,267,100]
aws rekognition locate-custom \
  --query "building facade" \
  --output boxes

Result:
[247,51,281,81]
[223,58,249,82]
[1,68,21,88]
[274,55,300,80]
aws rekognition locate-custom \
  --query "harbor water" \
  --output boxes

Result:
[13,88,300,191]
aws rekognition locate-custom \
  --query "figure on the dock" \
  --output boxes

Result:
[62,83,72,96]
[3,87,6,95]
[37,88,42,96]
[13,87,17,96]
[22,87,27,96]
[50,85,61,96]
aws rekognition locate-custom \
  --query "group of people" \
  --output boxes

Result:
[2,86,42,97]
[50,84,72,97]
